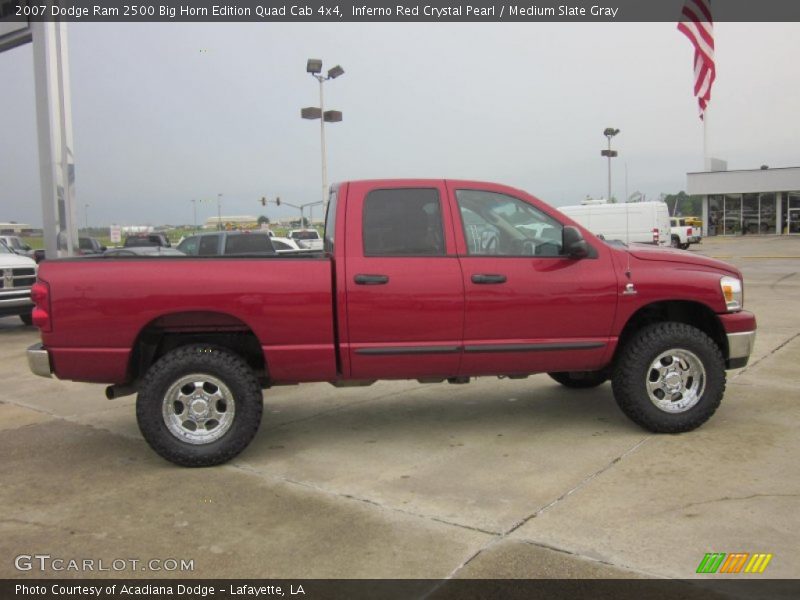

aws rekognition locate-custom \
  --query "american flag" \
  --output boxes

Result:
[678,0,715,119]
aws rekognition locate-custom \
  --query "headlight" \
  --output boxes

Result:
[720,276,743,311]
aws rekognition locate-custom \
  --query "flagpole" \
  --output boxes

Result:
[703,105,710,170]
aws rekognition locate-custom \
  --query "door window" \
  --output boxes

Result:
[177,236,200,256]
[362,189,445,256]
[456,190,563,256]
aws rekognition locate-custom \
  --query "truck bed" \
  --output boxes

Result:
[38,256,337,384]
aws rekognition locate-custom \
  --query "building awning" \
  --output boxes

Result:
[687,167,800,195]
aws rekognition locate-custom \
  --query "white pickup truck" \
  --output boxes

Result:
[670,217,702,250]
[0,240,37,325]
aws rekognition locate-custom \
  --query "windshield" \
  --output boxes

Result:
[3,237,24,249]
[291,230,320,240]
[0,241,12,254]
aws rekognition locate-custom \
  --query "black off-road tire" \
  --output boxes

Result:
[548,370,608,389]
[19,311,33,326]
[670,235,680,248]
[136,345,263,467]
[612,322,726,433]
[679,243,691,250]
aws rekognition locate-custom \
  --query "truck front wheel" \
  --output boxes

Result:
[612,322,725,433]
[136,345,263,467]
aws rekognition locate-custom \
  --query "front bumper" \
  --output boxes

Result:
[27,343,53,378]
[726,331,756,369]
[0,293,33,318]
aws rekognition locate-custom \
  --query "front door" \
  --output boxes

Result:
[789,209,800,234]
[449,184,618,376]
[343,181,464,380]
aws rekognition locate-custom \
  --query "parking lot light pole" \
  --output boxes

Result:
[302,59,344,210]
[601,128,620,203]
[217,193,223,231]
[191,199,197,230]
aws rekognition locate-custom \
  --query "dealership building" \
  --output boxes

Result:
[687,166,800,237]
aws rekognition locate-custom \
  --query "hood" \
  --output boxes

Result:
[0,253,37,268]
[622,244,740,276]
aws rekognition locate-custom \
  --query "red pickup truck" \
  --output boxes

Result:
[27,180,756,467]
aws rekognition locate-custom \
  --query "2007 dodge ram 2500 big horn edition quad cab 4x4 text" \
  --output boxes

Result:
[27,180,756,467]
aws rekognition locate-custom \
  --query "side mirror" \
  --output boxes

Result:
[563,226,591,259]
[101,245,107,252]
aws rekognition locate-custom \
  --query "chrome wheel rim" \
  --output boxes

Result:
[646,348,706,413]
[162,374,235,444]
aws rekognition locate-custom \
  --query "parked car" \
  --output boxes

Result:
[33,236,108,262]
[559,201,670,246]
[176,231,276,256]
[287,229,323,250]
[123,233,172,248]
[0,239,37,325]
[0,235,35,259]
[78,237,107,255]
[27,179,755,467]
[670,217,702,250]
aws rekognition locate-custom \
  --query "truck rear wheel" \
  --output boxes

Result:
[612,322,725,433]
[136,345,263,467]
[19,311,33,326]
[548,371,608,389]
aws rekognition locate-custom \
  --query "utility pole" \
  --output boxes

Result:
[601,128,620,202]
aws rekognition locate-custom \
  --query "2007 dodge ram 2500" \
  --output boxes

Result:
[27,180,756,467]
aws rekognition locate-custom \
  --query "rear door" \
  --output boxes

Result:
[449,183,618,376]
[343,181,464,380]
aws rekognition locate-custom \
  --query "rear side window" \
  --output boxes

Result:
[125,236,155,247]
[291,231,319,240]
[324,189,338,253]
[198,235,220,256]
[224,234,275,255]
[363,188,445,256]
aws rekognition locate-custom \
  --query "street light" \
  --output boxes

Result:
[84,203,89,230]
[190,198,197,230]
[601,128,620,203]
[301,58,345,209]
[217,193,223,231]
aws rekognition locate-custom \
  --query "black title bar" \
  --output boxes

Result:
[4,579,800,599]
[3,0,800,22]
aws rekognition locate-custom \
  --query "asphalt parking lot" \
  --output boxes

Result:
[1,236,798,586]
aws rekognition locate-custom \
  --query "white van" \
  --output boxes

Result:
[558,201,670,246]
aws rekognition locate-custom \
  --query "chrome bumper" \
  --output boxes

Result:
[727,331,756,369]
[27,343,53,378]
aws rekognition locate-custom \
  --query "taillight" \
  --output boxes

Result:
[652,228,660,244]
[31,281,52,332]
[687,227,693,235]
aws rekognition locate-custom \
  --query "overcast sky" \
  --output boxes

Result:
[1,21,798,228]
